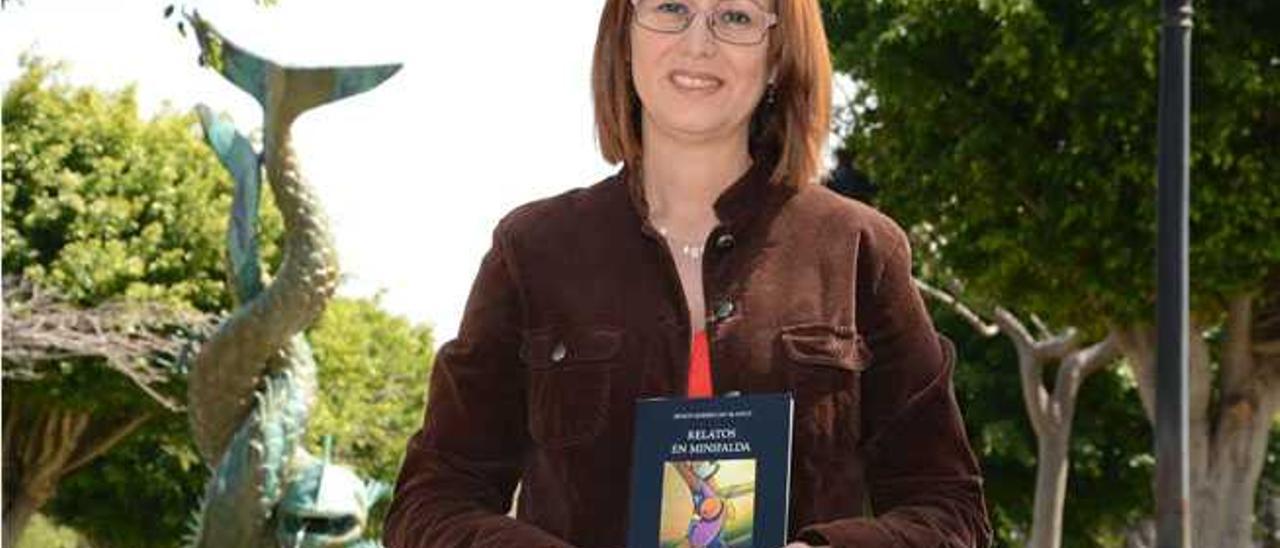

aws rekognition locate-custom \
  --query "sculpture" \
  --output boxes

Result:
[177,10,401,547]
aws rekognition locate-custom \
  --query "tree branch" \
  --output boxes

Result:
[1034,327,1080,362]
[913,278,1000,336]
[1221,293,1256,399]
[993,307,1052,437]
[1052,334,1119,422]
[1030,313,1054,340]
[1114,324,1158,423]
[914,277,1118,441]
[61,412,152,475]
[2,277,216,411]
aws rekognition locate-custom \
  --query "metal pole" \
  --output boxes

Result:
[1156,0,1192,546]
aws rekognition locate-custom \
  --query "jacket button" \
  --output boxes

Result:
[712,300,735,322]
[550,342,567,363]
[714,233,735,250]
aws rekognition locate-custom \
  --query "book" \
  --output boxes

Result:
[627,393,794,548]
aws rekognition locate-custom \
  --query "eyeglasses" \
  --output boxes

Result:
[631,0,778,46]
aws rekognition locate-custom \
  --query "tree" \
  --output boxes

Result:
[822,0,1280,546]
[1,54,280,546]
[934,306,1155,547]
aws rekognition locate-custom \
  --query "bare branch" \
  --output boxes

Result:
[1034,327,1080,362]
[992,307,1035,350]
[1052,334,1120,422]
[2,277,217,411]
[993,307,1051,437]
[912,277,1116,442]
[61,412,152,475]
[914,277,1000,336]
[1030,313,1053,340]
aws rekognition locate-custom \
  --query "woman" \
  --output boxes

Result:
[384,1,991,546]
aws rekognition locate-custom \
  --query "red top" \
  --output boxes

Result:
[687,329,712,398]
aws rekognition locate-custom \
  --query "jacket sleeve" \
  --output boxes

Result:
[383,221,572,548]
[798,226,993,547]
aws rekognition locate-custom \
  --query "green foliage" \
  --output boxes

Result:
[3,55,283,314]
[15,514,84,548]
[821,0,1280,331]
[305,295,435,536]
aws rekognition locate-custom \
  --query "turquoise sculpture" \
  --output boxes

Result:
[177,9,401,547]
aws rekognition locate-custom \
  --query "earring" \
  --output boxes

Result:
[765,81,776,105]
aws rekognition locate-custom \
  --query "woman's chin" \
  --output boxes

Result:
[656,116,740,141]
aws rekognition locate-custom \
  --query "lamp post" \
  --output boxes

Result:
[1155,0,1193,546]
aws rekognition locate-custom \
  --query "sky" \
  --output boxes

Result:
[1,0,855,348]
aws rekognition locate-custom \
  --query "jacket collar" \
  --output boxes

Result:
[620,148,787,237]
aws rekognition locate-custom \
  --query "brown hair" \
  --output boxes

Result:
[591,0,833,187]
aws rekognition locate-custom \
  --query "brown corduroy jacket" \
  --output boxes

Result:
[383,154,992,548]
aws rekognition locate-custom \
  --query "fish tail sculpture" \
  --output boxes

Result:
[181,10,399,547]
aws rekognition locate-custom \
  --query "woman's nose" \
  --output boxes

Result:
[679,14,718,58]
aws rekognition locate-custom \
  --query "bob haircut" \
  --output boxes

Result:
[592,0,833,188]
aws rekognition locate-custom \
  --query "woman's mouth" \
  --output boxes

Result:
[669,70,724,93]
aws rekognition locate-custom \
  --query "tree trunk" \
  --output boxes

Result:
[1,398,150,547]
[1116,293,1280,548]
[1192,383,1279,548]
[1124,518,1156,548]
[1028,434,1069,548]
[3,492,46,547]
[3,402,82,548]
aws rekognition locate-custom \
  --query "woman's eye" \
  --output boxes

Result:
[718,9,753,26]
[656,1,690,14]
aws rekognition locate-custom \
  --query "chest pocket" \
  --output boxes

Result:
[520,325,623,448]
[781,323,868,375]
[779,322,869,455]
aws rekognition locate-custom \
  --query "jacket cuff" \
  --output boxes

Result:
[798,517,897,547]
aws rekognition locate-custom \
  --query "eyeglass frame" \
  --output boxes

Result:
[629,0,779,46]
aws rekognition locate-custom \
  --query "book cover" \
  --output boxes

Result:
[627,393,794,548]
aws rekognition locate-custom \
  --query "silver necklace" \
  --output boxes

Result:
[656,225,705,261]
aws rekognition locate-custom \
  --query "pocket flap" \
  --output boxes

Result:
[780,323,868,371]
[520,326,623,368]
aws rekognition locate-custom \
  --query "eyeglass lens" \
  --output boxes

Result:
[634,0,774,45]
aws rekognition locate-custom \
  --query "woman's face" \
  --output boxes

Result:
[629,0,776,145]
